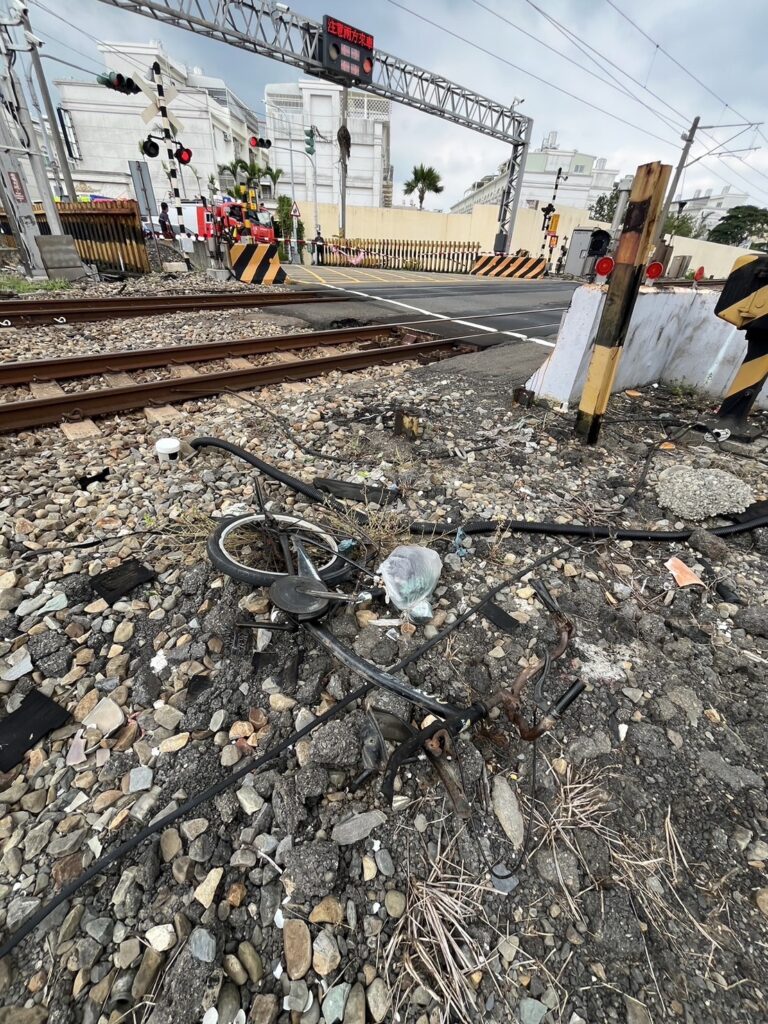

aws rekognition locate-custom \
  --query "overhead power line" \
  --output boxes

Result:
[385,0,679,148]
[469,0,687,136]
[518,0,768,204]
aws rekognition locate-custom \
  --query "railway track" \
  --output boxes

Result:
[0,289,348,326]
[0,327,468,433]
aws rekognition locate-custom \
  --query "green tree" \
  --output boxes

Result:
[217,159,247,189]
[589,182,619,222]
[240,159,265,190]
[403,163,444,210]
[663,211,697,238]
[276,194,305,261]
[708,205,768,246]
[262,165,284,198]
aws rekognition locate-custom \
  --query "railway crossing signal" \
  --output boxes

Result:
[174,144,193,165]
[140,135,160,158]
[321,16,375,84]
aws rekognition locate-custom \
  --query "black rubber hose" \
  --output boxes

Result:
[191,437,768,543]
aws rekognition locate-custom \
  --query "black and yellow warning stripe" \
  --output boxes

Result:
[229,243,286,285]
[470,254,547,279]
[719,330,768,421]
[715,253,768,331]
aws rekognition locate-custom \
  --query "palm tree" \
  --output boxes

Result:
[218,159,247,191]
[403,164,444,210]
[261,165,284,198]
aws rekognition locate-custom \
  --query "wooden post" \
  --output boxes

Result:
[575,161,671,444]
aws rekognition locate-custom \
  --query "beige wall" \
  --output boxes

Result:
[664,234,757,279]
[313,201,605,252]
[310,200,754,275]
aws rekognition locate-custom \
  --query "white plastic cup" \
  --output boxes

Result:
[155,437,181,463]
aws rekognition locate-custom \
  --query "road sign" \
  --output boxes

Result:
[128,160,156,219]
[645,260,663,280]
[548,233,558,249]
[141,80,183,133]
[594,255,614,277]
[291,201,301,218]
[548,213,560,234]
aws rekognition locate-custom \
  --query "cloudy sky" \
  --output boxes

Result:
[23,0,768,209]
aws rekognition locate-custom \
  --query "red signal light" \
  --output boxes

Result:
[174,145,192,165]
[595,255,614,277]
[362,57,373,75]
[249,135,258,147]
[645,261,663,280]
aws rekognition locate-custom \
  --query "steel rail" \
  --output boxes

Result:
[0,290,349,325]
[0,338,464,432]
[0,325,419,385]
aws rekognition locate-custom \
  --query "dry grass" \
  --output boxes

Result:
[528,761,730,965]
[384,828,503,1024]
[319,497,413,556]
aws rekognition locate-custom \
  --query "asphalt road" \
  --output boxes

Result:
[283,267,578,383]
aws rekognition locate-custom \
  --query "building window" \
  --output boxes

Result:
[573,164,585,173]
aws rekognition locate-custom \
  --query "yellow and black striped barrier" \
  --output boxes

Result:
[715,254,768,420]
[228,243,286,285]
[470,254,547,279]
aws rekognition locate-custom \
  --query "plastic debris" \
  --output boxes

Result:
[665,556,705,588]
[378,545,443,624]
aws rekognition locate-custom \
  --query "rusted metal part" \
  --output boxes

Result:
[0,337,465,433]
[0,289,348,326]
[0,325,417,386]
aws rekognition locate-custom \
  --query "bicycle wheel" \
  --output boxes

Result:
[206,512,351,587]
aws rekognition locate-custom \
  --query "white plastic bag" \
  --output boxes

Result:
[378,545,443,624]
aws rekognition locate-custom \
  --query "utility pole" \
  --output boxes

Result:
[285,112,297,263]
[652,115,699,248]
[21,6,77,202]
[0,109,46,275]
[338,86,348,239]
[0,23,62,233]
[575,161,671,444]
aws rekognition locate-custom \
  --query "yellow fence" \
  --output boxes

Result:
[0,200,149,273]
[323,237,481,273]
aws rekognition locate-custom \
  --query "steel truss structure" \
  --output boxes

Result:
[96,0,531,251]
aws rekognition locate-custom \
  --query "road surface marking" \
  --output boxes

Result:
[320,283,558,347]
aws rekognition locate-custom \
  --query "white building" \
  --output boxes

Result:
[450,131,620,215]
[672,185,748,233]
[54,42,265,210]
[264,80,393,223]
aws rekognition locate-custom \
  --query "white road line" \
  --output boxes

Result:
[317,282,559,347]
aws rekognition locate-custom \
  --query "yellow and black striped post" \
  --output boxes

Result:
[719,330,768,421]
[714,254,768,420]
[575,161,671,444]
[471,254,547,279]
[228,243,286,285]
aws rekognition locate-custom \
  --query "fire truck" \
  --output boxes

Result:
[193,200,279,245]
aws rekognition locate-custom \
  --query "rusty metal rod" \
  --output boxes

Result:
[0,290,349,325]
[0,325,422,385]
[0,337,463,432]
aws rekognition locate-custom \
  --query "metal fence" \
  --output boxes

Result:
[323,237,481,273]
[0,200,150,273]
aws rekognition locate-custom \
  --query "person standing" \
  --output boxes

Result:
[158,202,175,240]
[314,228,325,266]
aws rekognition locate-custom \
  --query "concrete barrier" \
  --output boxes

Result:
[526,284,765,408]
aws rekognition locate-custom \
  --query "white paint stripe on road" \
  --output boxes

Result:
[317,282,560,347]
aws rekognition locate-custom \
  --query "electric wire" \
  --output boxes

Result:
[383,0,679,148]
